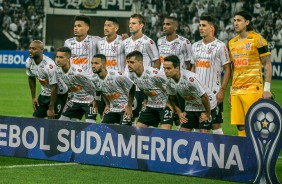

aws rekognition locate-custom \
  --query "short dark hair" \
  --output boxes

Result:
[74,15,90,26]
[164,55,180,68]
[126,51,143,61]
[200,15,215,25]
[165,16,178,24]
[130,14,145,26]
[235,10,253,31]
[93,54,106,63]
[57,47,71,57]
[106,17,119,26]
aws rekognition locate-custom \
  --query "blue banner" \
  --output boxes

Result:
[271,46,282,79]
[0,99,281,183]
[0,50,54,68]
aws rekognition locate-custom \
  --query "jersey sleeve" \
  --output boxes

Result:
[255,34,271,57]
[193,75,206,97]
[183,39,192,62]
[145,39,160,61]
[190,44,196,65]
[47,63,58,85]
[116,74,134,91]
[219,43,231,66]
[25,58,34,77]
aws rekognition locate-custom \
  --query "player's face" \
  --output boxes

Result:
[104,20,118,36]
[91,57,103,74]
[163,61,178,79]
[199,20,214,38]
[163,18,177,35]
[56,52,69,68]
[28,42,43,59]
[233,15,249,34]
[129,18,143,34]
[74,20,89,37]
[127,56,141,72]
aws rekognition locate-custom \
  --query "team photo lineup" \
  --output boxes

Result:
[26,10,273,137]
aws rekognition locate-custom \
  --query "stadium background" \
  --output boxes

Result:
[0,0,281,183]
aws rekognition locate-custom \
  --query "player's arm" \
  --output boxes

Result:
[47,84,58,119]
[28,76,38,111]
[217,63,231,104]
[124,84,136,118]
[200,93,211,123]
[261,54,272,99]
[153,59,161,69]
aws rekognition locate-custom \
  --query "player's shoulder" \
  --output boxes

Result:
[247,31,266,40]
[158,36,166,42]
[42,55,55,64]
[123,37,131,43]
[64,37,75,44]
[229,35,240,44]
[192,40,202,47]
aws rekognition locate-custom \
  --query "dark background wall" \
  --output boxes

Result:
[45,15,129,49]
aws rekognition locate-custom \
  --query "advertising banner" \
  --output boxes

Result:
[0,99,281,183]
[0,50,54,68]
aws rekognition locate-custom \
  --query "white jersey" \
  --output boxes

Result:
[158,35,192,70]
[97,35,126,73]
[26,55,68,96]
[191,39,230,94]
[166,70,217,111]
[129,67,168,108]
[64,35,100,74]
[124,34,159,68]
[56,65,96,103]
[91,69,134,112]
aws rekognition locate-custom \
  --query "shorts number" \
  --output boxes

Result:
[164,110,173,118]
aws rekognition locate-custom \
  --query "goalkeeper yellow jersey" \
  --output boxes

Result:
[228,31,270,95]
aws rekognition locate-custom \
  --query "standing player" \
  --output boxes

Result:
[127,51,173,130]
[191,15,231,135]
[124,13,160,69]
[97,17,126,73]
[228,11,272,137]
[163,55,217,133]
[56,47,98,123]
[91,54,136,126]
[64,15,100,74]
[26,40,68,119]
[158,16,192,71]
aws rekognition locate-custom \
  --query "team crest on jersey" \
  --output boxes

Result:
[153,70,158,74]
[77,69,82,72]
[111,45,118,53]
[49,64,53,69]
[189,77,194,82]
[150,40,154,44]
[83,43,89,51]
[245,43,251,50]
[186,40,190,44]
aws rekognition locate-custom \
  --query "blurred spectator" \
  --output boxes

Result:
[272,29,282,46]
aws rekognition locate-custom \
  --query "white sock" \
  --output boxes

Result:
[212,128,224,135]
[193,129,200,132]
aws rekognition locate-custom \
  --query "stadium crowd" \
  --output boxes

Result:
[0,0,44,50]
[0,0,282,49]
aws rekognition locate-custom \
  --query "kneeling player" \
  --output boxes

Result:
[127,51,173,129]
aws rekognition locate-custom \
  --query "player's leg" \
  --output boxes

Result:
[231,95,246,136]
[132,90,144,120]
[212,103,224,134]
[59,102,84,122]
[83,103,97,123]
[137,106,158,128]
[199,108,217,133]
[54,92,68,119]
[102,111,119,124]
[179,111,195,132]
[32,94,49,118]
[159,107,174,130]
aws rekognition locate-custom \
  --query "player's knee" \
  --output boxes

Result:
[85,119,96,123]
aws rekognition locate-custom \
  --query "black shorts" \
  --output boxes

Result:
[102,111,133,126]
[213,103,223,124]
[173,94,186,126]
[33,93,68,119]
[181,108,217,130]
[138,106,174,127]
[132,90,144,118]
[62,101,97,120]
